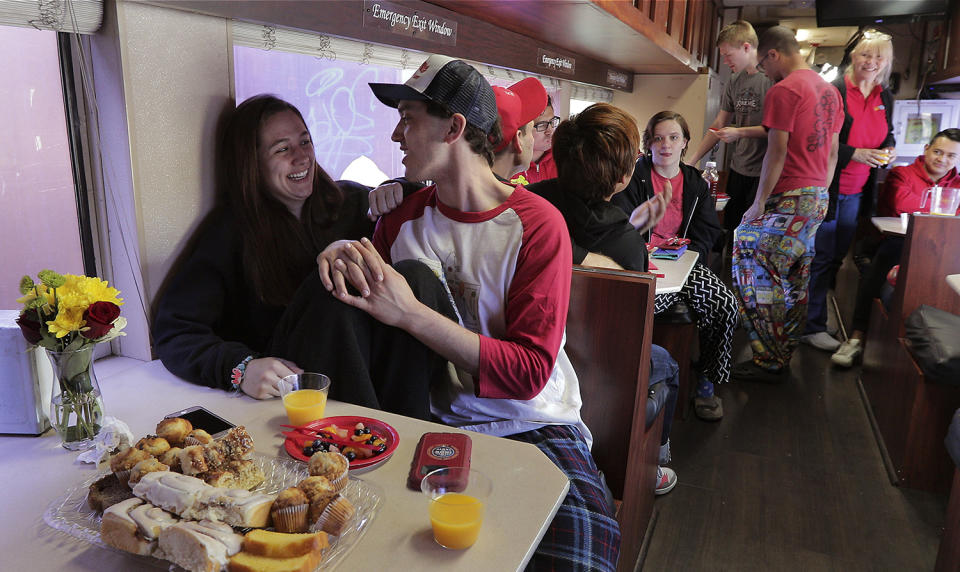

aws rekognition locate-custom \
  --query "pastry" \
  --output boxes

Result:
[87,472,135,512]
[312,494,355,536]
[109,447,152,484]
[202,459,265,490]
[156,520,243,572]
[241,529,328,558]
[217,426,255,459]
[135,436,171,456]
[307,451,349,493]
[227,550,322,572]
[159,447,183,472]
[128,457,170,486]
[185,429,214,446]
[100,497,179,556]
[270,488,310,534]
[156,417,193,446]
[179,445,209,476]
[133,471,275,527]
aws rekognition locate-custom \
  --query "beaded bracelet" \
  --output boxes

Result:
[230,355,255,392]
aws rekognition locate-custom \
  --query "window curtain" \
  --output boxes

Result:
[0,0,102,34]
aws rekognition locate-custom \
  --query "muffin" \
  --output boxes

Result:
[298,476,338,524]
[128,457,170,486]
[109,447,152,485]
[135,436,171,457]
[307,451,349,493]
[184,429,214,446]
[158,447,183,472]
[156,417,192,446]
[312,494,355,536]
[270,487,310,533]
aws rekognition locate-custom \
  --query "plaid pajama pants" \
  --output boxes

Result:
[731,186,828,370]
[507,425,620,572]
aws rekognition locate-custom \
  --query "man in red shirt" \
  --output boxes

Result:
[731,27,842,382]
[832,128,960,366]
[513,96,558,184]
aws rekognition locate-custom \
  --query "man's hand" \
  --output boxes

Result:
[329,237,421,327]
[240,357,302,399]
[317,239,385,295]
[367,181,404,221]
[628,181,672,233]
[741,201,765,224]
[715,127,742,143]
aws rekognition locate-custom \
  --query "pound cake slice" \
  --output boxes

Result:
[242,529,329,558]
[227,550,323,572]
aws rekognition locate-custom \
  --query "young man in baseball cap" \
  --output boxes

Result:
[491,77,547,182]
[323,54,621,570]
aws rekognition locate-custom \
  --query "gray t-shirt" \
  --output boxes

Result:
[720,69,772,176]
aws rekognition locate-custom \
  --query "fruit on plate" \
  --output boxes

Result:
[302,423,388,461]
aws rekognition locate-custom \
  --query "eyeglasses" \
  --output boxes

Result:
[756,51,772,72]
[533,116,560,132]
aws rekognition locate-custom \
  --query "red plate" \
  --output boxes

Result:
[284,415,400,470]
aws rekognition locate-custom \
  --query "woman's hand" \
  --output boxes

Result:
[741,201,765,225]
[852,148,890,167]
[240,357,302,399]
[317,239,384,294]
[629,181,672,233]
[367,181,404,221]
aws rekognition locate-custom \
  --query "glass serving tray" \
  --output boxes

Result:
[42,454,382,571]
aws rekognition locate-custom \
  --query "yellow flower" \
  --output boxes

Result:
[47,306,85,338]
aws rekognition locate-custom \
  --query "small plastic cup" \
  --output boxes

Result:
[279,373,330,426]
[421,468,492,550]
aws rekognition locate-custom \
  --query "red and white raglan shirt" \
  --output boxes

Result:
[372,183,590,444]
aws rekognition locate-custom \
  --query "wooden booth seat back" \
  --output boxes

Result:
[566,266,660,571]
[862,214,960,493]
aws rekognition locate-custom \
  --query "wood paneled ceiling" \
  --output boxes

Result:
[425,0,700,73]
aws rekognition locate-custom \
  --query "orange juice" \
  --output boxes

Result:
[428,493,484,549]
[282,389,327,426]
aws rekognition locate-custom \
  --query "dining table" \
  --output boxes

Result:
[872,215,907,237]
[948,274,960,297]
[651,249,700,294]
[0,356,570,571]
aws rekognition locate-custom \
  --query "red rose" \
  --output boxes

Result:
[16,313,43,345]
[82,301,121,339]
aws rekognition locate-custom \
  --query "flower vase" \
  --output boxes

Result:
[46,346,105,450]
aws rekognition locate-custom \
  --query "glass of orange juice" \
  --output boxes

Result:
[279,373,330,426]
[421,468,492,550]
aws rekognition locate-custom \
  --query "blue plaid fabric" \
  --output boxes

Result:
[506,424,621,572]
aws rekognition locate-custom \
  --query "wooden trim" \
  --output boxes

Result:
[139,0,634,90]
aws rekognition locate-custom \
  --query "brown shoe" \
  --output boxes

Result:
[694,395,723,421]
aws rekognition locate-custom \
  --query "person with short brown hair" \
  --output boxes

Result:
[731,26,843,382]
[690,20,772,246]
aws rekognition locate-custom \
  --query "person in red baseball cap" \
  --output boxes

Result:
[491,77,547,182]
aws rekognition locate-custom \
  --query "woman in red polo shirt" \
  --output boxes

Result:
[801,31,896,352]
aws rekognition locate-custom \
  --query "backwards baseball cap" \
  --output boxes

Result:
[369,54,499,134]
[492,78,548,153]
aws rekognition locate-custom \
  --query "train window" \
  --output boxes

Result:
[0,26,85,309]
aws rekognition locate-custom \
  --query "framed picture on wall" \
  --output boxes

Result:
[892,99,960,159]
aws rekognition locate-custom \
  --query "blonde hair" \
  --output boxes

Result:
[844,31,894,87]
[717,20,758,48]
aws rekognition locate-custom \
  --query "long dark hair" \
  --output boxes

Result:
[218,94,345,305]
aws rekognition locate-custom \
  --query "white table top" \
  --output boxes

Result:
[0,357,569,571]
[948,274,960,296]
[872,216,906,237]
[651,249,700,294]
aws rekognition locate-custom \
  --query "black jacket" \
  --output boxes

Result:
[528,178,649,272]
[610,156,723,259]
[827,76,895,221]
[151,181,373,389]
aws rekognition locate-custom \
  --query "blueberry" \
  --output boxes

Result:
[344,451,357,461]
[303,446,314,456]
[366,437,377,445]
[354,428,364,436]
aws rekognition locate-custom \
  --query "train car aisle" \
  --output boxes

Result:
[640,252,947,570]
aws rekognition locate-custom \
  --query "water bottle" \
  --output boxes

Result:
[703,161,719,198]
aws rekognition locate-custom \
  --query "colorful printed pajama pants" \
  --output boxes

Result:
[731,186,828,370]
[654,263,739,385]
